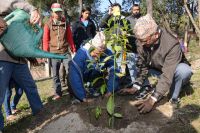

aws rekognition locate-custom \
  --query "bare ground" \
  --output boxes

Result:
[34,94,199,133]
[3,60,200,133]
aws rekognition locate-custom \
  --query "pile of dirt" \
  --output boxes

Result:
[37,95,194,133]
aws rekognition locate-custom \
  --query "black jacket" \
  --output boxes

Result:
[99,14,136,53]
[72,18,96,50]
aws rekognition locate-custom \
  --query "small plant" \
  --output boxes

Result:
[95,106,102,119]
[87,15,130,128]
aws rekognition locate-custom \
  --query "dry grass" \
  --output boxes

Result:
[3,41,200,133]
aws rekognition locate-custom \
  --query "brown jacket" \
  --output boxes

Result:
[43,18,76,54]
[136,28,187,97]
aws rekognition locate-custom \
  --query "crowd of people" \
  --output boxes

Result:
[0,0,193,132]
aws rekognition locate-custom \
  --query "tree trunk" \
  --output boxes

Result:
[78,0,83,16]
[146,0,153,16]
[198,0,200,46]
[184,0,200,46]
[184,22,189,52]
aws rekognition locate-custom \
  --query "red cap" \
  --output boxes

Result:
[51,3,63,12]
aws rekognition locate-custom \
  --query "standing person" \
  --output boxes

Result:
[72,7,96,50]
[0,0,43,131]
[59,63,67,87]
[126,4,141,82]
[118,4,142,95]
[99,3,133,89]
[4,80,23,121]
[43,3,76,100]
[131,14,192,113]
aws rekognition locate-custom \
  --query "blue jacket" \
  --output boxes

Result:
[68,47,119,101]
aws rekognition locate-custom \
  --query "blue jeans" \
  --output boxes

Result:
[126,53,138,83]
[3,80,23,117]
[0,61,43,130]
[145,63,192,100]
[51,56,71,96]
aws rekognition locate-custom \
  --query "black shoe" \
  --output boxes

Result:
[135,85,155,100]
[88,88,100,98]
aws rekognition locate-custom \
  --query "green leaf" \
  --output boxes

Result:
[95,106,102,119]
[114,46,122,52]
[107,95,114,115]
[87,62,94,69]
[115,73,125,78]
[100,84,106,95]
[103,56,112,63]
[99,62,105,67]
[108,117,112,127]
[92,77,103,86]
[113,113,122,118]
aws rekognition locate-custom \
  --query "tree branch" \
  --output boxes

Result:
[184,4,200,35]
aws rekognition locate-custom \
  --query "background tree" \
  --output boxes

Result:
[146,0,153,16]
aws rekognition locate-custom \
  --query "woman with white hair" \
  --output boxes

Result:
[68,32,119,102]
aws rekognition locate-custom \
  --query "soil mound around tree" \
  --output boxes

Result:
[38,95,195,133]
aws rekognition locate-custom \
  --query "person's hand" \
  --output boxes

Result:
[30,9,41,24]
[83,98,94,103]
[0,17,7,36]
[118,87,138,95]
[135,97,156,114]
[105,92,112,97]
[108,7,113,15]
[71,52,76,58]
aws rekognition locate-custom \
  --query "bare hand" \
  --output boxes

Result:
[135,97,156,114]
[118,87,138,95]
[30,10,41,24]
[83,98,94,103]
[108,7,113,15]
[105,92,112,97]
[71,52,76,58]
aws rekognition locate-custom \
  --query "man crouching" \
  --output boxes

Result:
[68,32,119,102]
[131,14,192,113]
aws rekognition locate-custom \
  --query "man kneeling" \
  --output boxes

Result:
[123,14,192,113]
[68,32,119,102]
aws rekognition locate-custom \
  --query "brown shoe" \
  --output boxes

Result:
[52,95,61,100]
[6,115,17,121]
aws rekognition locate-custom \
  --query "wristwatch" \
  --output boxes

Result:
[151,92,163,102]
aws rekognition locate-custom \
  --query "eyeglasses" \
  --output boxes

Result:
[137,33,155,45]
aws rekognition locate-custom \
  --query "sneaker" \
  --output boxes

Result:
[52,95,61,100]
[169,98,180,109]
[135,85,155,100]
[88,88,100,98]
[71,98,81,104]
